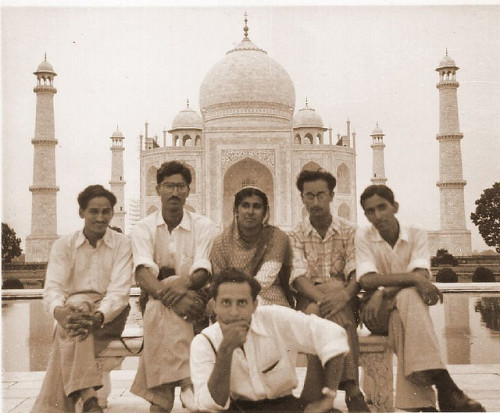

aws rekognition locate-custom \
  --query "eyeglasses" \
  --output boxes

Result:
[302,191,330,201]
[160,182,189,192]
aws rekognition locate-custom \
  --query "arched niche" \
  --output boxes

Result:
[336,163,350,194]
[146,166,157,196]
[146,205,158,216]
[302,161,322,172]
[223,158,274,229]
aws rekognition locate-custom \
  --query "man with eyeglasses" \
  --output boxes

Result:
[130,161,217,413]
[289,169,369,412]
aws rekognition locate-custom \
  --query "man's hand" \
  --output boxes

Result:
[219,320,250,353]
[171,290,206,320]
[160,277,189,307]
[304,396,335,413]
[54,305,93,337]
[319,288,350,319]
[415,279,443,306]
[362,290,385,332]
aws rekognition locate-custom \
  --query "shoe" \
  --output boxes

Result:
[180,385,196,411]
[82,397,103,413]
[345,392,370,412]
[438,389,485,412]
[150,403,170,413]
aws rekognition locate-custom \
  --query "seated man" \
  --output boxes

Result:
[190,267,350,413]
[32,185,133,413]
[356,184,485,412]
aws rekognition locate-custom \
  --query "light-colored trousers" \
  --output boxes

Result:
[363,287,446,410]
[130,298,193,410]
[31,293,128,413]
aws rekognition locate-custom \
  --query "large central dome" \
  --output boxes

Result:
[199,26,295,125]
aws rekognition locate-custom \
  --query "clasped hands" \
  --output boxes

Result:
[54,305,103,341]
[158,277,206,321]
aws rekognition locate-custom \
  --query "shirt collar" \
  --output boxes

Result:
[303,215,341,237]
[75,228,114,248]
[369,220,408,244]
[156,209,192,232]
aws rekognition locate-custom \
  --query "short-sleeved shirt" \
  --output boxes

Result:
[289,215,356,285]
[131,209,217,278]
[190,305,349,412]
[355,221,430,277]
[43,228,133,323]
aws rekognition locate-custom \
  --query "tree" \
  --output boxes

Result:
[2,223,22,263]
[471,182,500,253]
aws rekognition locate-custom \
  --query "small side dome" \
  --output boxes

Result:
[171,101,202,130]
[111,128,124,138]
[35,55,56,75]
[436,50,458,71]
[371,123,384,136]
[293,101,324,129]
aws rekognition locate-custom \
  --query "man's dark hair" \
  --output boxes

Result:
[157,161,192,185]
[436,268,458,283]
[77,185,117,209]
[296,169,337,193]
[472,266,496,283]
[233,187,269,214]
[210,268,261,301]
[360,184,396,208]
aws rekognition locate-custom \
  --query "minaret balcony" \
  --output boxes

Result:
[436,81,459,89]
[436,180,466,188]
[33,85,57,93]
[29,185,59,192]
[31,138,58,145]
[436,133,463,141]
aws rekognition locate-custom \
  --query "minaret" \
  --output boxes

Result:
[434,50,471,255]
[370,123,387,184]
[25,55,59,263]
[109,127,126,232]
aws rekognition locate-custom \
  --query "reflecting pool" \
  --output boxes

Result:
[2,292,500,372]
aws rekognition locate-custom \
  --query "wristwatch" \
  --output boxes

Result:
[93,311,105,329]
[322,387,337,399]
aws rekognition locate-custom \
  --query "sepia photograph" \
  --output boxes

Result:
[2,1,500,412]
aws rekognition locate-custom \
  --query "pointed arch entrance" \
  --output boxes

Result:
[223,158,274,228]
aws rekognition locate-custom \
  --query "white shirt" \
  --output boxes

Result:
[43,229,133,322]
[190,305,349,412]
[355,222,430,277]
[131,210,217,278]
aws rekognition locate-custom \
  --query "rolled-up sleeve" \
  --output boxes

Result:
[407,227,431,274]
[98,236,133,322]
[355,228,379,277]
[131,217,160,278]
[190,334,231,412]
[289,229,308,284]
[270,306,349,367]
[189,218,217,276]
[43,237,70,318]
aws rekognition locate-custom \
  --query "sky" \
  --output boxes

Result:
[2,2,500,252]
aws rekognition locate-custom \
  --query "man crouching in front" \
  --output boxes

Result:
[190,268,349,412]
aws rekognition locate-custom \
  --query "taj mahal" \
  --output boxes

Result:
[139,18,357,232]
[25,18,472,262]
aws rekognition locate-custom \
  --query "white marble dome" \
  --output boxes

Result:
[371,124,384,135]
[199,35,295,119]
[172,104,202,130]
[293,103,324,128]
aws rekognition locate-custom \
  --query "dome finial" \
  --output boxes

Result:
[305,97,308,107]
[446,48,448,57]
[186,98,190,108]
[243,11,249,38]
[44,52,47,61]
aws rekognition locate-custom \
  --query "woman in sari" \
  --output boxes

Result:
[210,186,294,307]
